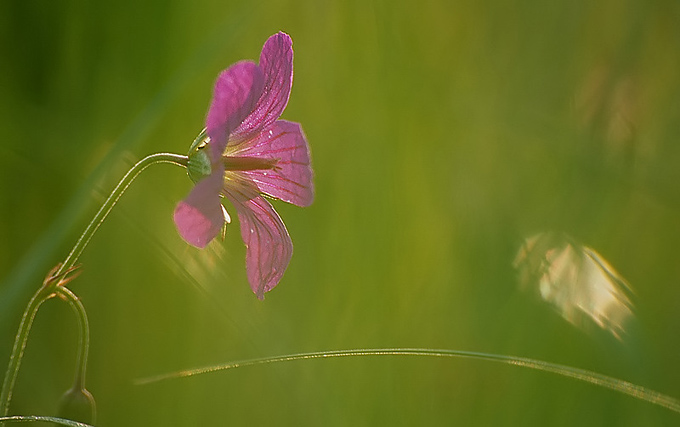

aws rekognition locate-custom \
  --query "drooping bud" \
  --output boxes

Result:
[56,385,96,425]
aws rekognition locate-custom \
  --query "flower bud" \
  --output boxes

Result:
[56,386,96,425]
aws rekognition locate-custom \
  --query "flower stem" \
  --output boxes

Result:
[0,284,53,418]
[57,152,189,277]
[1,152,189,419]
[56,287,90,391]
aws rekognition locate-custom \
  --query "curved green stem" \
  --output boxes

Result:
[1,152,189,420]
[137,348,680,414]
[56,287,89,390]
[0,414,93,426]
[0,286,55,418]
[56,152,188,277]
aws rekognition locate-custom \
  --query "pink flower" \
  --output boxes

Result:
[173,32,314,299]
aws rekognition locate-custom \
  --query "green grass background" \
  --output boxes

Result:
[1,0,680,425]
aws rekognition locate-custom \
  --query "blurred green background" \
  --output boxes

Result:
[1,0,680,425]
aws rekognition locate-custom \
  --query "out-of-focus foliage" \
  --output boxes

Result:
[1,0,679,425]
[515,232,634,340]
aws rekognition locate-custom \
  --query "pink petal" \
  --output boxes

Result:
[230,32,293,144]
[225,188,293,300]
[173,171,225,248]
[206,61,264,160]
[233,120,314,207]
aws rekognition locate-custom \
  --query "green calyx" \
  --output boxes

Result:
[187,128,212,182]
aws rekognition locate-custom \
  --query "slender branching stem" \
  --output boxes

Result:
[1,152,189,419]
[57,152,189,277]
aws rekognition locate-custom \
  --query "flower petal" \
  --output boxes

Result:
[173,171,225,248]
[225,187,293,299]
[232,120,314,207]
[206,61,264,160]
[230,32,293,144]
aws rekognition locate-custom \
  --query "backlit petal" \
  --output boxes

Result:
[173,171,225,248]
[230,32,293,144]
[225,186,293,299]
[233,120,314,207]
[206,61,264,160]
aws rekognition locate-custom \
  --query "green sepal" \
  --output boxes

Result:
[187,128,212,182]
